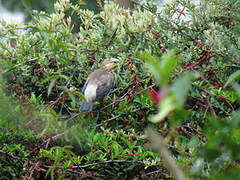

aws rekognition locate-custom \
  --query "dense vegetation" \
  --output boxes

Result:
[0,0,239,179]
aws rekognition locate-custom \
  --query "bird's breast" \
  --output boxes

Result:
[84,83,97,102]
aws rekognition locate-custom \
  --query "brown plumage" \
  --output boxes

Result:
[79,58,119,112]
[115,0,134,9]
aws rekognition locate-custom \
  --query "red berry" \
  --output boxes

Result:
[130,73,136,80]
[168,140,172,144]
[135,153,139,156]
[69,164,73,168]
[55,170,60,175]
[92,149,95,152]
[128,138,131,142]
[129,153,134,156]
[107,145,111,149]
[129,64,133,71]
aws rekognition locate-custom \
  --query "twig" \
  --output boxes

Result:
[133,169,168,180]
[95,114,121,128]
[44,159,142,169]
[44,132,66,149]
[147,127,188,180]
[95,85,135,112]
[204,95,217,118]
[131,0,153,12]
[203,88,235,111]
[99,126,147,140]
[0,57,39,75]
[193,84,233,115]
[44,131,69,149]
[95,107,147,128]
[96,77,149,112]
[203,106,209,119]
[225,65,240,68]
[44,108,146,144]
[106,27,118,48]
[0,149,23,162]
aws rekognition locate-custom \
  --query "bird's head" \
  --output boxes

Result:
[102,58,120,70]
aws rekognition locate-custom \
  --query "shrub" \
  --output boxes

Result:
[0,0,239,179]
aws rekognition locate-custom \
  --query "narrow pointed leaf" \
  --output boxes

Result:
[48,79,56,97]
[224,70,240,88]
[159,50,179,85]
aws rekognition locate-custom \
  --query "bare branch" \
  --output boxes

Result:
[147,127,188,180]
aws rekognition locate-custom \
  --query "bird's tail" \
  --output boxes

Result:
[79,101,93,112]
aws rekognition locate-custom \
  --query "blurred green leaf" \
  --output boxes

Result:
[150,96,175,123]
[170,71,196,106]
[139,50,161,83]
[150,71,196,123]
[224,70,240,88]
[159,50,179,85]
[74,91,85,101]
[48,79,56,97]
[232,83,240,97]
[69,92,76,108]
[140,50,179,86]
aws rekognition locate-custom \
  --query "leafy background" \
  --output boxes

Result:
[0,0,239,179]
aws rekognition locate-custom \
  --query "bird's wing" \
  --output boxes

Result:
[86,69,115,101]
[81,79,89,94]
[96,73,115,101]
[82,69,115,102]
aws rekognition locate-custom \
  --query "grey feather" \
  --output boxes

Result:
[79,101,93,112]
[79,60,117,112]
[96,78,115,101]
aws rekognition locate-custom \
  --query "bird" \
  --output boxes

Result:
[79,58,120,112]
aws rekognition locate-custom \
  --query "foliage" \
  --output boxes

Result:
[0,0,239,179]
[1,0,99,22]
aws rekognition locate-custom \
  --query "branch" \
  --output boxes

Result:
[203,95,217,118]
[147,127,188,180]
[95,107,147,128]
[44,159,142,169]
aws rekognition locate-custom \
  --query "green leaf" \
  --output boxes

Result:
[69,92,76,108]
[41,75,70,85]
[45,166,55,179]
[150,72,196,123]
[74,91,86,101]
[231,110,240,131]
[159,50,179,85]
[26,0,31,6]
[48,79,56,97]
[40,75,57,85]
[170,71,196,106]
[232,83,240,97]
[59,75,71,81]
[224,70,240,88]
[140,50,179,86]
[150,96,175,123]
[64,148,76,158]
[139,51,161,83]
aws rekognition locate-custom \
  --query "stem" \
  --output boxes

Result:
[147,127,188,180]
